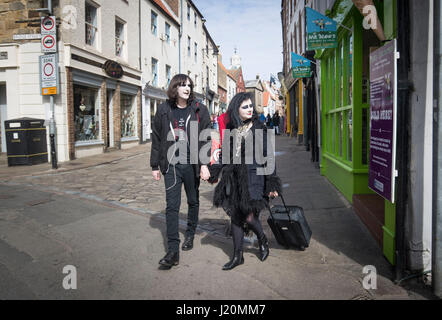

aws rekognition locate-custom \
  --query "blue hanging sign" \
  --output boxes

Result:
[291,52,311,78]
[306,7,338,50]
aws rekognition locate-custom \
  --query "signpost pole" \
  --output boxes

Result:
[47,1,57,169]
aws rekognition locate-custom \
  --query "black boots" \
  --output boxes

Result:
[258,235,269,262]
[222,250,244,270]
[159,251,179,269]
[181,237,194,251]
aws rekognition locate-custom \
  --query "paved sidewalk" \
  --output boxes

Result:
[0,137,434,299]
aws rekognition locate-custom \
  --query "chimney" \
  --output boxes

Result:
[256,74,260,80]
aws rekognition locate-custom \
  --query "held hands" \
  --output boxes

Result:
[152,170,161,181]
[200,165,211,181]
[268,191,279,199]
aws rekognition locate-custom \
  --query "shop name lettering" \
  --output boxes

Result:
[371,110,392,121]
[308,33,336,40]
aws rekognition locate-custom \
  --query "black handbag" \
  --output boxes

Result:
[267,194,312,250]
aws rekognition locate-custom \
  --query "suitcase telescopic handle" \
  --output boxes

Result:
[267,194,292,223]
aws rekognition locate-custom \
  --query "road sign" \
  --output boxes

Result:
[41,16,57,53]
[41,16,56,34]
[39,54,59,96]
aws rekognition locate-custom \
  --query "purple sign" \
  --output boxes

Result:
[368,40,397,203]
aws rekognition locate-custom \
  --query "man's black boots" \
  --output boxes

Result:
[181,237,194,251]
[222,250,244,270]
[159,251,179,269]
[258,235,269,262]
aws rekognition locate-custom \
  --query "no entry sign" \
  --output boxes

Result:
[39,54,59,96]
[41,16,57,53]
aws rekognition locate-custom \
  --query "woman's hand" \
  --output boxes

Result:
[200,165,211,181]
[152,170,161,181]
[268,191,279,198]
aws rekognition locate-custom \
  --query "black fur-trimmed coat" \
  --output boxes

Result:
[209,118,282,226]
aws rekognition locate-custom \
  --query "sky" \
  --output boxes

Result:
[192,0,283,84]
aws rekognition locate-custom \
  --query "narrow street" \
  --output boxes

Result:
[0,136,430,299]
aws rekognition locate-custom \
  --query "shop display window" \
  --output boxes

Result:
[121,94,136,138]
[74,85,100,142]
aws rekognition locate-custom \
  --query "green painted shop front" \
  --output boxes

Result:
[317,0,397,264]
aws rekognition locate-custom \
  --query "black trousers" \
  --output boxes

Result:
[164,164,200,252]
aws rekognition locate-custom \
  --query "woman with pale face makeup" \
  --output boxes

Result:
[208,92,282,270]
[150,74,212,269]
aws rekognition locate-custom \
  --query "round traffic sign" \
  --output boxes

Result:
[42,35,55,49]
[42,16,55,31]
[43,63,54,77]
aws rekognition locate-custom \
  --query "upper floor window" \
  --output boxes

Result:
[115,18,125,57]
[194,12,197,28]
[187,4,191,21]
[187,36,191,57]
[194,42,197,63]
[165,22,170,44]
[85,2,98,47]
[152,58,158,87]
[151,11,158,36]
[166,65,171,88]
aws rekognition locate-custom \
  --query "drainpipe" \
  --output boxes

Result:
[395,0,411,282]
[434,0,442,298]
[179,0,183,73]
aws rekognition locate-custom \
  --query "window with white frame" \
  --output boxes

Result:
[187,36,191,57]
[187,3,191,21]
[194,12,197,28]
[194,42,197,63]
[115,18,125,57]
[152,58,158,87]
[151,11,158,36]
[165,22,170,44]
[166,65,171,88]
[85,2,98,47]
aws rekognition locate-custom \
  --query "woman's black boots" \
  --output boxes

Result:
[258,235,269,262]
[222,250,244,270]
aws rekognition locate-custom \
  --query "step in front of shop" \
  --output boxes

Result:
[0,153,7,166]
[352,194,385,248]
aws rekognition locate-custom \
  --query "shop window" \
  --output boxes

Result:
[85,2,98,47]
[362,29,381,104]
[348,33,353,105]
[121,94,136,138]
[339,43,344,107]
[74,85,100,142]
[347,110,352,161]
[362,108,368,165]
[339,112,343,157]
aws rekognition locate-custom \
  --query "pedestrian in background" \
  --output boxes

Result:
[272,112,280,135]
[150,74,211,270]
[209,92,282,270]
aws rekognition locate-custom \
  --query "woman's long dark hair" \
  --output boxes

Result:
[226,92,257,129]
[166,74,194,105]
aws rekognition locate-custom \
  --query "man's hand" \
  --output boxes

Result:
[200,165,210,181]
[152,170,161,181]
[268,191,279,198]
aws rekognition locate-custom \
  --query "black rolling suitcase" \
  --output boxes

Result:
[267,195,312,250]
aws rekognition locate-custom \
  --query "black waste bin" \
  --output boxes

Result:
[5,118,48,166]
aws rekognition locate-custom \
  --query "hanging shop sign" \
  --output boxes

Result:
[39,53,59,96]
[291,52,311,78]
[103,60,123,79]
[306,7,337,50]
[41,16,57,53]
[368,39,398,203]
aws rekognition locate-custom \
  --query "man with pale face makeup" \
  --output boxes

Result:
[150,74,211,269]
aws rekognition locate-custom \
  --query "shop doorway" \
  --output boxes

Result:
[0,84,6,153]
[107,89,115,148]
